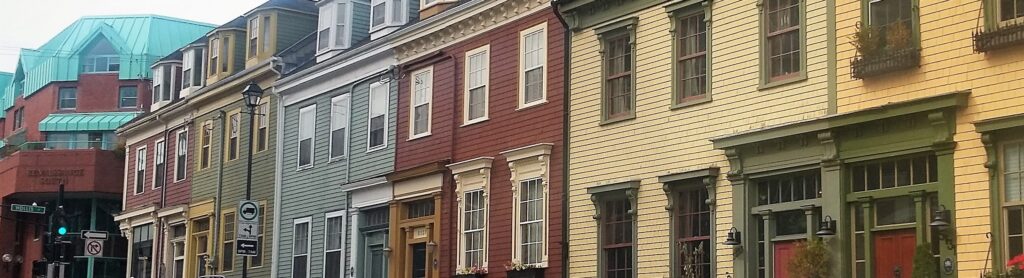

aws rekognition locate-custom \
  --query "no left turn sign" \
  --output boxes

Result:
[84,239,103,257]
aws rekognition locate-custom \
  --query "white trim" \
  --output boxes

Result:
[153,138,166,189]
[226,111,242,161]
[199,120,213,170]
[329,94,352,161]
[518,23,548,109]
[503,144,552,268]
[322,210,347,278]
[174,128,189,182]
[463,45,490,125]
[419,0,457,10]
[292,217,313,278]
[297,104,318,170]
[449,158,492,271]
[134,145,147,195]
[409,66,433,140]
[458,188,488,271]
[366,81,390,152]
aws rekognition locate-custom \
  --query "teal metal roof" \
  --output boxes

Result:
[39,112,141,132]
[0,15,215,113]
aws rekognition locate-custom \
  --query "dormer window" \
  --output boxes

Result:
[182,48,205,89]
[209,38,221,76]
[152,64,181,106]
[369,0,407,38]
[317,0,350,53]
[249,18,260,58]
[81,36,120,73]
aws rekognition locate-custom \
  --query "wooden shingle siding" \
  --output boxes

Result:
[835,0,1024,275]
[564,0,830,276]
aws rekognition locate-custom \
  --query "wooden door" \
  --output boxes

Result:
[874,229,917,278]
[773,240,801,278]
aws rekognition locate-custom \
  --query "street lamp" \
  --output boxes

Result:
[240,81,264,278]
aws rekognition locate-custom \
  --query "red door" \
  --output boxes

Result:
[874,229,917,278]
[773,240,801,278]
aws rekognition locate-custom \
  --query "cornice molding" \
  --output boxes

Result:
[395,0,550,61]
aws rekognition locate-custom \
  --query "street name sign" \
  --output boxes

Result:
[10,204,46,214]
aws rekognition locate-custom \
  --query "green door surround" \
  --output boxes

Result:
[713,91,968,278]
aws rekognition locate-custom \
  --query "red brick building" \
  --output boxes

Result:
[391,2,565,277]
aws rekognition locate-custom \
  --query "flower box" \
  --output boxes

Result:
[974,22,1024,52]
[850,47,921,79]
[506,268,545,278]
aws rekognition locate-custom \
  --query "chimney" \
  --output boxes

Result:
[419,0,457,20]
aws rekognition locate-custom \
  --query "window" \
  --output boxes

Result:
[81,55,120,73]
[182,50,194,89]
[184,48,205,88]
[249,17,260,58]
[1004,141,1024,258]
[324,212,346,278]
[171,224,186,278]
[764,0,802,81]
[868,0,913,33]
[221,212,235,272]
[371,0,386,27]
[674,11,708,105]
[58,87,77,110]
[209,38,221,75]
[518,179,545,265]
[262,16,271,51]
[410,67,432,138]
[850,153,937,192]
[256,102,269,153]
[359,207,389,278]
[601,197,634,278]
[13,107,24,130]
[462,190,486,269]
[318,4,333,50]
[601,28,635,122]
[199,121,212,169]
[191,218,210,278]
[335,4,347,47]
[298,105,316,168]
[406,199,435,219]
[131,224,153,278]
[520,24,547,107]
[175,129,188,182]
[318,2,349,51]
[367,82,389,151]
[756,170,820,205]
[160,66,173,102]
[998,0,1024,24]
[248,205,267,267]
[154,139,166,189]
[464,46,489,124]
[134,146,147,194]
[673,186,711,277]
[221,36,230,73]
[119,86,138,108]
[227,112,240,161]
[330,94,350,159]
[292,218,311,278]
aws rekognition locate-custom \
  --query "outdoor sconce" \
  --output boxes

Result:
[816,215,836,237]
[426,241,437,253]
[723,227,741,246]
[930,205,956,250]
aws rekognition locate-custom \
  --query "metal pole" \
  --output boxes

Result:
[242,105,256,278]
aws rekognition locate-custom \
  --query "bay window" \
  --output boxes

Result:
[249,17,260,58]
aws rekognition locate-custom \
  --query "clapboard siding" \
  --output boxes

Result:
[276,11,318,51]
[124,124,194,209]
[351,1,371,45]
[564,0,830,276]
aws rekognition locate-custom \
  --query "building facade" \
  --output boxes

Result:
[0,15,212,278]
[390,0,566,277]
[555,0,835,277]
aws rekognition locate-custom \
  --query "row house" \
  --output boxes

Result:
[270,0,417,277]
[115,1,318,278]
[555,0,834,277]
[0,16,211,278]
[390,0,566,277]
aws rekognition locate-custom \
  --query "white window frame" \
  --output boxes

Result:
[420,0,456,10]
[174,128,188,182]
[463,45,490,125]
[292,217,313,278]
[209,38,221,75]
[227,111,241,161]
[447,157,493,272]
[254,100,270,153]
[322,210,347,278]
[370,0,388,29]
[297,104,317,169]
[366,81,390,152]
[248,17,260,58]
[515,178,547,266]
[518,23,548,109]
[370,0,404,31]
[334,2,348,47]
[317,3,335,51]
[182,50,194,89]
[329,94,351,160]
[221,211,236,272]
[199,120,213,170]
[152,68,164,103]
[409,66,433,139]
[461,189,487,270]
[502,144,552,268]
[169,223,187,278]
[134,146,147,195]
[153,138,166,189]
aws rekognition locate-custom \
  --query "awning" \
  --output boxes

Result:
[39,112,140,132]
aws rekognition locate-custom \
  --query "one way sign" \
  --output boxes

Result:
[236,201,260,256]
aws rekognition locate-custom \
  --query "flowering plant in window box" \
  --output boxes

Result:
[850,22,920,79]
[455,265,488,278]
[984,254,1024,277]
[505,259,544,278]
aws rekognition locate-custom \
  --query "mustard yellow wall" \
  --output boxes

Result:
[835,1,1024,275]
[567,1,832,276]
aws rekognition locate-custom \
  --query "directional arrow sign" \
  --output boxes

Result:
[10,204,46,214]
[236,240,259,256]
[80,230,108,240]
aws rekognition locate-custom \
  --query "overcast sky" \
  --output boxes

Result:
[0,0,267,73]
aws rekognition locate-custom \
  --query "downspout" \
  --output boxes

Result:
[550,3,571,278]
[269,57,284,278]
[155,114,170,278]
[212,110,227,274]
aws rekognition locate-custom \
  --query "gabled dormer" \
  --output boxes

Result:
[205,17,247,84]
[151,57,182,112]
[80,35,121,74]
[315,0,365,61]
[368,0,420,40]
[244,1,318,67]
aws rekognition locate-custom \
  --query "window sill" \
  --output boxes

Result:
[461,118,489,127]
[367,146,386,153]
[669,96,711,110]
[296,164,314,172]
[599,115,635,126]
[516,100,548,111]
[328,156,347,164]
[408,133,431,141]
[757,75,807,91]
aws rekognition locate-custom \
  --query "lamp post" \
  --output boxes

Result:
[240,81,264,278]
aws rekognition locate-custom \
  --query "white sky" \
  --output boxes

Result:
[0,0,267,73]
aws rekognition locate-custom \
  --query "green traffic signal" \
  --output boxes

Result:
[57,227,67,235]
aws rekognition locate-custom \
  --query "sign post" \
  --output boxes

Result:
[235,201,259,256]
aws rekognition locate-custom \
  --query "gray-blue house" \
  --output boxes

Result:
[271,0,420,277]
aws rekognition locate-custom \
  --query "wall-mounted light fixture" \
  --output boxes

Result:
[816,215,836,236]
[724,227,741,246]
